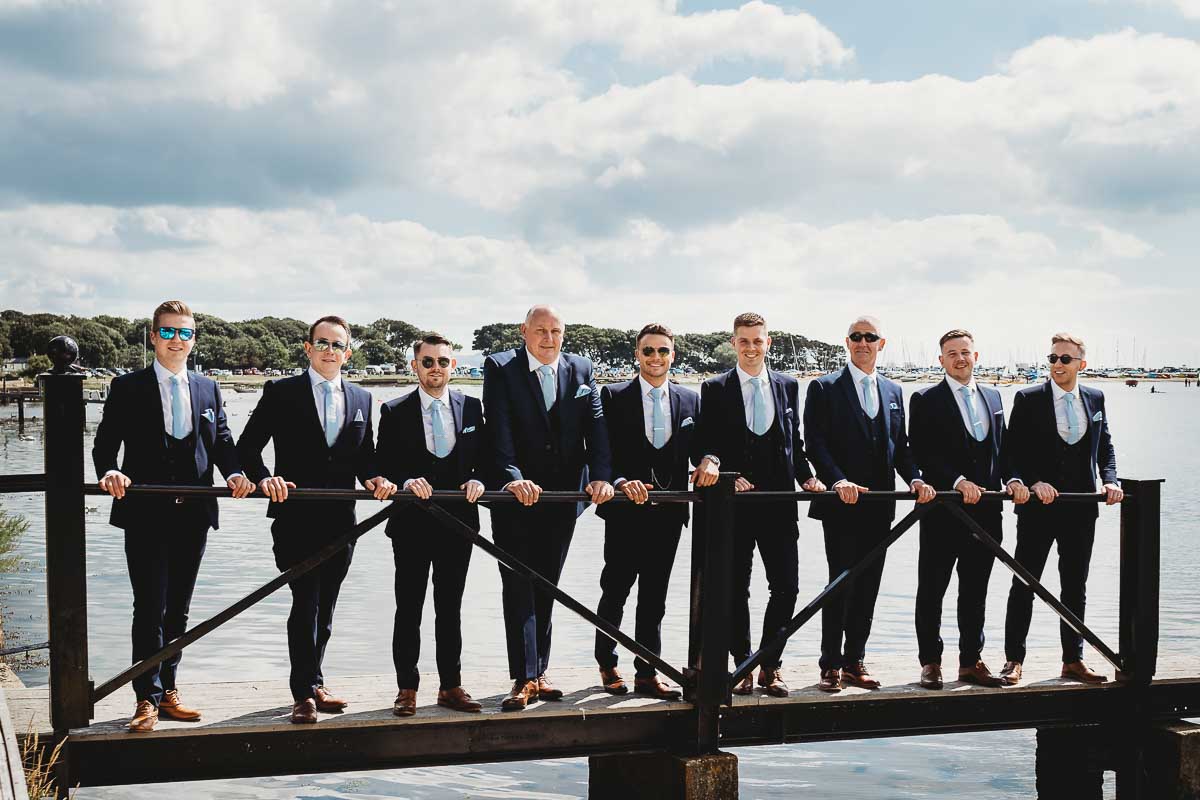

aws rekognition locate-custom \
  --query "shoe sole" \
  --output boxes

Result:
[158,710,202,722]
[602,685,629,695]
[758,687,789,697]
[437,700,482,713]
[500,702,526,712]
[393,708,416,717]
[635,688,682,700]
[920,682,943,690]
[817,684,842,693]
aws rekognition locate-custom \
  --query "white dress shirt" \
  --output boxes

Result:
[417,386,456,455]
[154,359,193,438]
[1050,380,1083,444]
[736,365,775,432]
[847,362,879,419]
[639,375,673,446]
[308,367,345,440]
[945,374,990,440]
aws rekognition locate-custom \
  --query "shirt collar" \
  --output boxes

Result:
[736,364,768,385]
[1050,380,1076,400]
[847,362,876,385]
[526,348,560,374]
[417,386,448,410]
[308,367,343,391]
[944,374,977,394]
[153,360,187,385]
[639,375,668,398]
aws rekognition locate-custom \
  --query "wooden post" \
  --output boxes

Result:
[1118,478,1162,685]
[42,372,90,732]
[695,474,735,754]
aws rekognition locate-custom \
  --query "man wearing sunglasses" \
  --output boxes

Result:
[692,312,825,697]
[376,334,486,717]
[909,329,1030,691]
[237,315,397,724]
[483,304,613,710]
[94,300,255,732]
[804,315,935,693]
[1001,333,1121,686]
[593,323,700,699]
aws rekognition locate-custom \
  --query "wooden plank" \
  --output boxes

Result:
[0,686,30,800]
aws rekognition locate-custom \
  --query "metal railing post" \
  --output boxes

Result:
[695,473,736,754]
[42,372,91,730]
[1118,478,1163,686]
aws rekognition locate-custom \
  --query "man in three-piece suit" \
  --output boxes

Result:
[1001,333,1122,686]
[377,334,486,717]
[594,323,699,700]
[804,315,935,693]
[483,304,614,710]
[692,312,825,697]
[237,315,397,724]
[909,329,1030,690]
[94,300,255,732]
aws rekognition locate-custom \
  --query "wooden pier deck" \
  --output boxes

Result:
[7,655,1200,788]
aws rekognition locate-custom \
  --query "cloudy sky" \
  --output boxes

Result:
[1,0,1198,366]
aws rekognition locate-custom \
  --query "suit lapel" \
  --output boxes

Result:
[140,366,166,441]
[880,377,893,443]
[189,371,203,440]
[556,356,572,407]
[1041,381,1058,440]
[837,368,870,440]
[450,389,465,434]
[302,374,330,447]
[978,384,1000,447]
[769,371,787,432]
[724,369,745,430]
[521,349,552,429]
[668,380,681,433]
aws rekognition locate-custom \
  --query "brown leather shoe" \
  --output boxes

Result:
[128,700,158,732]
[959,660,1005,688]
[599,667,628,695]
[1062,660,1108,684]
[732,673,754,695]
[393,689,417,717]
[999,661,1023,686]
[818,669,842,693]
[757,668,789,697]
[633,675,682,700]
[314,685,349,712]
[920,663,943,690]
[842,661,881,689]
[501,679,539,711]
[290,698,318,724]
[437,686,482,713]
[159,689,202,721]
[536,674,564,701]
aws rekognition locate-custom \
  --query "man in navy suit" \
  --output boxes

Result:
[909,329,1030,690]
[692,312,825,697]
[483,304,614,710]
[237,315,397,724]
[377,333,486,717]
[1001,333,1122,686]
[594,323,699,699]
[804,315,935,693]
[95,300,255,732]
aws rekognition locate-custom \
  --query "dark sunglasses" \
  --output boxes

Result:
[420,356,452,369]
[848,332,880,343]
[641,346,671,357]
[311,339,348,352]
[1047,354,1081,365]
[157,326,195,341]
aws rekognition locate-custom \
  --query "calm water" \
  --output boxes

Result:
[2,378,1197,799]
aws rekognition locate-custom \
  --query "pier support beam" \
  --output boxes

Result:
[1143,721,1200,799]
[589,752,738,800]
[1036,725,1108,800]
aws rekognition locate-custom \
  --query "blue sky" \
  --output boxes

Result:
[0,0,1197,366]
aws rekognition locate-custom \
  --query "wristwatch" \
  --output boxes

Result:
[704,454,721,468]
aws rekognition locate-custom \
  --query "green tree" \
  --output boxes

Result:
[22,354,52,377]
[359,337,396,365]
[472,322,523,354]
[0,501,29,572]
[711,342,738,370]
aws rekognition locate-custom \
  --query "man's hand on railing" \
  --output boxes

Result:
[1103,483,1124,505]
[1006,479,1030,505]
[506,479,542,506]
[227,474,255,499]
[260,476,296,502]
[1031,481,1059,505]
[405,477,434,500]
[690,456,720,487]
[911,480,936,504]
[461,480,486,503]
[585,480,615,505]
[833,479,869,504]
[956,479,983,505]
[363,476,398,501]
[733,476,754,492]
[99,470,131,499]
[619,480,653,504]
[802,477,826,493]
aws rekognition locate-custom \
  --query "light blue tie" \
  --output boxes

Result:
[170,375,186,439]
[322,381,338,447]
[650,386,666,448]
[750,377,768,435]
[862,376,877,418]
[960,385,985,442]
[1064,391,1080,444]
[538,364,555,411]
[430,398,451,458]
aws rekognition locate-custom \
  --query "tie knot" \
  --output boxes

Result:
[861,376,871,387]
[431,397,442,408]
[322,380,333,393]
[960,385,971,397]
[539,364,553,376]
[1065,391,1075,403]
[170,374,181,385]
[750,376,764,387]
[650,386,662,399]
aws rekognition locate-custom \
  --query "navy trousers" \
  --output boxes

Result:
[819,512,892,671]
[731,510,800,672]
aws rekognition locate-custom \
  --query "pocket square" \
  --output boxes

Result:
[201,408,215,423]
[353,408,365,423]
[575,384,592,398]
[681,416,694,428]
[1092,410,1103,422]
[785,407,794,417]
[462,425,476,433]
[889,401,899,411]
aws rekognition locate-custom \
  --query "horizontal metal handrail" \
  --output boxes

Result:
[0,473,47,493]
[0,641,49,658]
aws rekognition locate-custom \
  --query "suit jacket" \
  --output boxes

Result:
[1007,381,1117,520]
[803,367,920,522]
[692,368,814,521]
[482,348,612,518]
[92,365,240,530]
[596,378,700,527]
[909,378,1010,529]
[376,388,485,535]
[236,373,379,527]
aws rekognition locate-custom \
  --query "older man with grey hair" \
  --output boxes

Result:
[483,304,614,710]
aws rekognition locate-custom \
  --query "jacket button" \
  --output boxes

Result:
[545,444,552,451]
